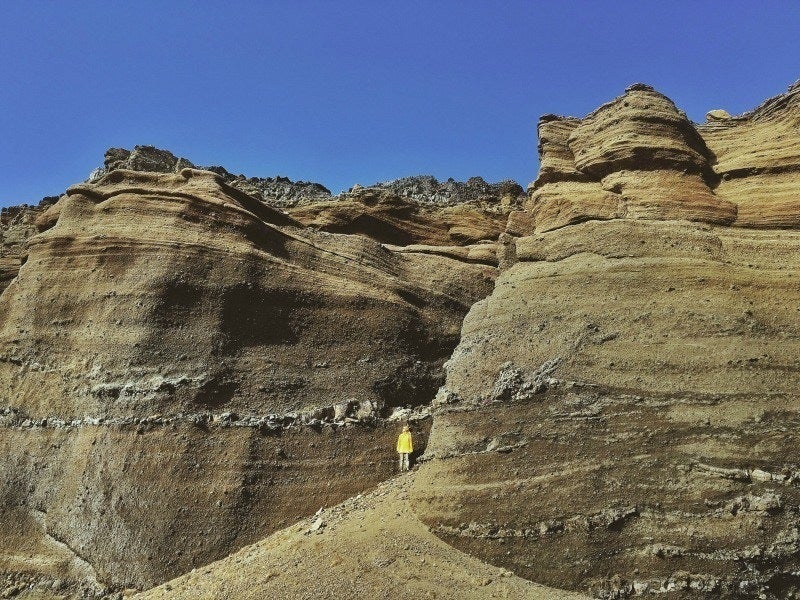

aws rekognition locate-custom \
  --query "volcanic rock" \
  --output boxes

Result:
[416,82,800,599]
[0,167,491,589]
[525,82,800,235]
[2,81,800,599]
[0,197,58,294]
[701,80,800,228]
[88,145,333,208]
[706,109,732,121]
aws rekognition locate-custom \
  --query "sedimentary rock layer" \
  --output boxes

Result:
[0,417,430,592]
[0,199,56,295]
[524,82,800,234]
[419,219,800,598]
[83,146,525,243]
[0,167,492,592]
[0,169,494,420]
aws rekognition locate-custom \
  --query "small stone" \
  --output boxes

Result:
[706,108,732,121]
[308,518,325,533]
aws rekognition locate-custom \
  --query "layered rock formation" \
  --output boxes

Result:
[88,146,333,208]
[0,167,494,593]
[78,145,525,246]
[289,185,515,246]
[701,81,800,228]
[0,198,57,294]
[1,81,799,599]
[522,82,800,235]
[412,82,800,599]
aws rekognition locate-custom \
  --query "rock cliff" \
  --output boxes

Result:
[522,82,800,235]
[1,81,800,599]
[0,198,57,295]
[0,167,493,594]
[414,82,800,599]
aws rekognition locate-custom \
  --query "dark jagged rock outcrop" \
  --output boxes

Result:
[348,175,524,208]
[89,146,333,207]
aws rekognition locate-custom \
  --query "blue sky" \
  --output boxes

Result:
[1,1,799,207]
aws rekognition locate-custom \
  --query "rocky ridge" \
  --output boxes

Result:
[87,144,524,209]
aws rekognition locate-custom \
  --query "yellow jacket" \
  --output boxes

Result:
[396,431,413,453]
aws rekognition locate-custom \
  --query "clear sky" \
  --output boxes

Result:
[2,1,799,207]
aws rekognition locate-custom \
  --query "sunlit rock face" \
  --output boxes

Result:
[701,80,800,228]
[523,82,800,235]
[2,81,800,598]
[0,167,492,592]
[416,83,800,599]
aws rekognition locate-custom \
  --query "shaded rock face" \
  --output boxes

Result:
[0,169,493,419]
[523,82,800,234]
[0,198,58,294]
[0,417,431,593]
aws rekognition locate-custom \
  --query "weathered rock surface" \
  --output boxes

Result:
[407,82,800,599]
[701,80,800,229]
[0,198,58,294]
[417,220,800,597]
[88,146,333,208]
[289,186,514,246]
[84,147,525,243]
[135,470,587,600]
[2,81,800,599]
[525,82,800,234]
[0,169,494,419]
[0,167,492,591]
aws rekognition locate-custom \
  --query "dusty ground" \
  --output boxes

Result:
[135,467,588,600]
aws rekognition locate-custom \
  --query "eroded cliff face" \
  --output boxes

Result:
[2,81,800,599]
[84,145,524,246]
[0,167,492,594]
[416,83,800,599]
[0,199,57,295]
[519,82,800,235]
[0,169,495,419]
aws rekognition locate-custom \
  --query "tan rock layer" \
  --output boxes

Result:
[288,188,511,246]
[0,169,494,420]
[523,81,800,234]
[427,219,800,596]
[0,420,430,590]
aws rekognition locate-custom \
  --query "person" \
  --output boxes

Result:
[396,424,413,471]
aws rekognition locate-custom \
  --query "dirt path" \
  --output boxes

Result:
[135,464,589,600]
